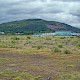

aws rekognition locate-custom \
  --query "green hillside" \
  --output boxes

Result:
[0,19,80,34]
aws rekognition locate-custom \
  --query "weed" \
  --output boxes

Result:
[11,36,20,40]
[70,36,74,38]
[11,40,16,43]
[60,37,66,39]
[58,45,63,48]
[45,37,51,40]
[27,36,31,39]
[77,44,80,48]
[51,47,61,53]
[37,45,43,50]
[64,49,72,54]
[54,47,61,52]
[0,70,40,80]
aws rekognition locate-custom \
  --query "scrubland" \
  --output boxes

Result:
[0,35,80,80]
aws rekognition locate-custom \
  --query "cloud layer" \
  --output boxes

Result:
[0,0,80,28]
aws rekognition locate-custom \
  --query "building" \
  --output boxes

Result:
[72,33,80,36]
[55,31,72,36]
[33,33,55,36]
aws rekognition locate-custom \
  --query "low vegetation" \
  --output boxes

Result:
[64,49,72,54]
[0,35,80,80]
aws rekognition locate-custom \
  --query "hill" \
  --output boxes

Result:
[0,19,80,34]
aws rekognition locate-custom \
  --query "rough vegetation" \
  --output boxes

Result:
[0,35,80,80]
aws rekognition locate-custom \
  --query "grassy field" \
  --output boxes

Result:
[0,35,80,80]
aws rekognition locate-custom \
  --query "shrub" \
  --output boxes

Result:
[64,49,72,54]
[37,45,43,50]
[45,37,51,40]
[76,36,80,38]
[11,36,20,40]
[11,40,16,43]
[54,47,61,53]
[60,37,66,39]
[77,44,80,48]
[27,36,31,39]
[58,45,63,48]
[70,36,74,38]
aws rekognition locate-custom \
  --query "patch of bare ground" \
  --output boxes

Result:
[0,50,80,80]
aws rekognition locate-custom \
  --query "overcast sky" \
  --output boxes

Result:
[0,0,80,28]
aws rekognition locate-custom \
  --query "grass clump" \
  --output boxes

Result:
[54,47,61,53]
[76,36,80,38]
[51,47,61,54]
[11,40,16,44]
[64,49,72,54]
[37,45,43,50]
[58,45,63,48]
[0,69,41,80]
[27,36,31,40]
[11,36,20,40]
[60,37,66,39]
[45,37,51,40]
[60,72,80,80]
[77,44,80,48]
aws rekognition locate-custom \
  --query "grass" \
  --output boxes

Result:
[0,69,41,80]
[64,49,72,54]
[0,35,80,80]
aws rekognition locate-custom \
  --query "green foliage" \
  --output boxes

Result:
[51,47,61,53]
[60,72,80,80]
[11,36,20,40]
[54,47,61,53]
[0,70,40,80]
[58,45,63,48]
[37,45,43,50]
[77,44,80,48]
[64,49,72,54]
[45,37,51,40]
[27,36,31,39]
[76,36,80,38]
[11,40,16,43]
[70,36,74,38]
[60,37,66,39]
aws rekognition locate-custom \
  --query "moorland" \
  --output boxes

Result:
[0,35,80,80]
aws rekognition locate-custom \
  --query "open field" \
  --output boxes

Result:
[0,35,80,80]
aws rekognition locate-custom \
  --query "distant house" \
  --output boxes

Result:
[55,31,72,36]
[32,31,80,36]
[33,33,55,36]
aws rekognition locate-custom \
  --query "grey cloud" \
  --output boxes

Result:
[0,0,80,28]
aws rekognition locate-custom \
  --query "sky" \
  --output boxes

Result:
[0,0,80,28]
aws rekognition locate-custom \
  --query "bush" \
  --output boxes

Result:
[76,36,80,38]
[37,45,43,50]
[11,36,20,40]
[60,37,66,39]
[27,36,31,39]
[64,49,72,54]
[70,36,74,38]
[54,47,61,53]
[11,40,16,43]
[45,37,51,40]
[77,44,80,48]
[58,45,63,48]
